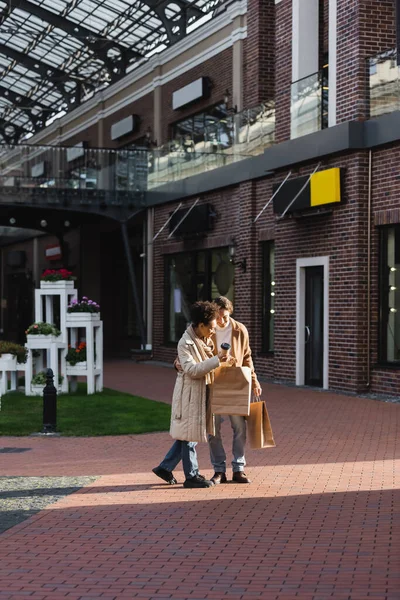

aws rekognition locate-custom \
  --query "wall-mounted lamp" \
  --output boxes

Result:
[229,242,246,272]
[145,126,157,147]
[223,89,237,114]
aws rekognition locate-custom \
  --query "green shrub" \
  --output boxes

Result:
[26,322,61,336]
[0,340,28,364]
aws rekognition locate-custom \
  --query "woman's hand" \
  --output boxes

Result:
[218,353,236,367]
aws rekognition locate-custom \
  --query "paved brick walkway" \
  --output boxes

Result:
[0,362,399,600]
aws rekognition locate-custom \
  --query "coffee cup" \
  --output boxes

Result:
[220,342,231,356]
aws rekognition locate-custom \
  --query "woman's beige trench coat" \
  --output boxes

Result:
[170,329,220,443]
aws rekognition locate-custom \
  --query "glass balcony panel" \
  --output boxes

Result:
[291,72,322,140]
[147,103,275,189]
[369,49,400,118]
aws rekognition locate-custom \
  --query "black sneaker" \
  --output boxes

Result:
[183,474,214,488]
[152,466,177,485]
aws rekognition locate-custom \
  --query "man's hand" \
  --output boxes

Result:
[174,357,183,373]
[253,385,262,397]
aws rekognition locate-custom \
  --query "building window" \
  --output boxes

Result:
[380,226,400,364]
[172,104,233,149]
[262,242,275,352]
[165,248,234,343]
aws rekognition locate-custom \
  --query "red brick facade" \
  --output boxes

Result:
[152,145,400,396]
[160,48,233,144]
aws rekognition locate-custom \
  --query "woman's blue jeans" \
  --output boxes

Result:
[158,440,199,479]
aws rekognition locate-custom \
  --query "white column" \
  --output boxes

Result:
[95,322,103,392]
[328,0,337,126]
[153,76,162,146]
[292,0,319,82]
[146,208,154,351]
[232,38,244,112]
[86,323,95,394]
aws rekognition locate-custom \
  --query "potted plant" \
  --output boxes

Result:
[26,322,61,341]
[66,297,100,321]
[0,341,28,366]
[31,371,64,395]
[40,268,75,289]
[66,342,87,369]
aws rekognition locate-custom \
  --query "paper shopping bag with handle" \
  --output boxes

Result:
[211,366,252,416]
[246,399,275,449]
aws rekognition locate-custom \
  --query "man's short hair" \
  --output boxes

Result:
[190,301,219,326]
[213,296,234,314]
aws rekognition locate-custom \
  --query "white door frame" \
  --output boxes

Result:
[296,256,329,389]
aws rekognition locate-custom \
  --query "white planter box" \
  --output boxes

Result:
[27,334,60,342]
[68,361,87,369]
[0,354,17,369]
[31,383,62,395]
[40,280,74,289]
[31,384,44,396]
[66,312,100,322]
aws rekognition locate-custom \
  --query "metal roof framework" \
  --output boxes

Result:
[0,0,224,143]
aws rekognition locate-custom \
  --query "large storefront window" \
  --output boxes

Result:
[172,104,233,149]
[380,226,400,364]
[262,242,275,352]
[165,248,234,343]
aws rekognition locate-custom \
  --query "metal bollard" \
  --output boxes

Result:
[42,368,57,434]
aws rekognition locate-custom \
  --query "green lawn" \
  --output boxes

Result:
[0,386,171,436]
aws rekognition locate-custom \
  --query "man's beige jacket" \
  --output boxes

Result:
[212,317,260,391]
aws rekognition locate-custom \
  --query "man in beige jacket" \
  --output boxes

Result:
[209,296,262,484]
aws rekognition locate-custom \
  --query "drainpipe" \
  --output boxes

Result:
[366,149,372,389]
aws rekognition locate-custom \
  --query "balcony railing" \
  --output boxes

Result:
[0,145,148,208]
[368,49,400,118]
[291,70,328,140]
[147,102,275,188]
[0,103,275,203]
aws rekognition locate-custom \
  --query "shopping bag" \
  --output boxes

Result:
[246,399,275,449]
[211,366,252,416]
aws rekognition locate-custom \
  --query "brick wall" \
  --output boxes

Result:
[274,0,292,143]
[160,49,233,144]
[368,144,400,395]
[245,0,275,106]
[63,124,99,148]
[102,93,154,148]
[336,0,396,123]
[152,148,400,396]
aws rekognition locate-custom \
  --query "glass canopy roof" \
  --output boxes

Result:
[0,0,225,143]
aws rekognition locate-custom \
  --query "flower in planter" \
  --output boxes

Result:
[25,322,61,336]
[31,371,64,385]
[66,342,87,366]
[0,340,28,363]
[67,297,100,313]
[41,268,75,282]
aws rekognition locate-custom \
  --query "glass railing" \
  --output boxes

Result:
[0,144,148,208]
[0,102,275,200]
[291,71,328,139]
[147,102,275,188]
[368,49,400,118]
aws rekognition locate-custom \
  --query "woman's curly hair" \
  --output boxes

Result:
[190,301,219,326]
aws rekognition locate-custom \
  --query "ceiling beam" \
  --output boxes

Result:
[0,42,85,105]
[0,118,31,144]
[145,0,204,43]
[0,83,52,113]
[11,0,142,73]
